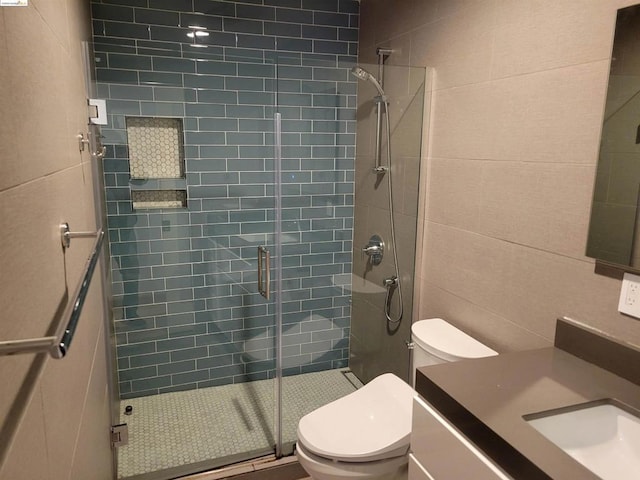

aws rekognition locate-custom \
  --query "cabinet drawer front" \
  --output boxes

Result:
[410,396,511,480]
[409,453,435,480]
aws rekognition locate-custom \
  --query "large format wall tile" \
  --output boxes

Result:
[360,0,640,363]
[429,158,596,260]
[430,61,610,164]
[0,6,70,191]
[409,0,495,90]
[490,0,624,80]
[0,1,112,478]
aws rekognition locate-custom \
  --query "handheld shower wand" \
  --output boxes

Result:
[350,66,386,98]
[350,66,388,174]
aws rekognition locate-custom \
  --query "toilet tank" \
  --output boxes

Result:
[410,318,498,386]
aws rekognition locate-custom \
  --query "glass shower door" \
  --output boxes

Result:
[99,40,358,480]
[102,49,283,478]
[187,52,282,464]
[273,52,360,456]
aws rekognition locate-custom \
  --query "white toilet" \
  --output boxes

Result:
[296,318,498,480]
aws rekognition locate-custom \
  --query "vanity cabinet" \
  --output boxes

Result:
[409,396,511,480]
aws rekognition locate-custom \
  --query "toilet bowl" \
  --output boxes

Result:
[297,373,414,480]
[296,318,498,480]
[296,441,408,480]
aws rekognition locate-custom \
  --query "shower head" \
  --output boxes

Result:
[350,66,370,80]
[350,66,385,97]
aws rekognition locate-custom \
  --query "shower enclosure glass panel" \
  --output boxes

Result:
[97,48,359,480]
[100,41,280,477]
[350,63,426,384]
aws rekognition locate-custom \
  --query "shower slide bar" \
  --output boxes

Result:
[0,224,104,359]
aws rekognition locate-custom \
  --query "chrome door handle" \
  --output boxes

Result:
[257,245,270,300]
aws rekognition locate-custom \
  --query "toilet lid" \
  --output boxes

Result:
[297,373,415,462]
[411,318,498,361]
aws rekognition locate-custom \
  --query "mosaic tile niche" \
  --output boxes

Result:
[93,0,359,399]
[126,117,185,179]
[126,117,187,210]
[131,190,187,210]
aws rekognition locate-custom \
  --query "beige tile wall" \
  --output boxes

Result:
[0,1,114,479]
[359,0,640,352]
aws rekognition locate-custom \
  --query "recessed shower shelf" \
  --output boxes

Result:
[129,178,187,190]
[131,190,187,210]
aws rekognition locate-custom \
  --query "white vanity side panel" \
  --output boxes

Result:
[410,396,512,480]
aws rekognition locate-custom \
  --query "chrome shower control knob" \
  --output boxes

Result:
[362,235,384,265]
[362,245,381,254]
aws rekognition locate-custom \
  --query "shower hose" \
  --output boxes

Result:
[382,99,403,324]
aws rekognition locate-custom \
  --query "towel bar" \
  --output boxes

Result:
[0,226,104,358]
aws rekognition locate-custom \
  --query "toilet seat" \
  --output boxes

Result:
[297,373,415,462]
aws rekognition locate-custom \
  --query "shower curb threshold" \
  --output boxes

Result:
[177,455,309,480]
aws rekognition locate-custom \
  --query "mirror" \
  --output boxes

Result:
[587,4,640,268]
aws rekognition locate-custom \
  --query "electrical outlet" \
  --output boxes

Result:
[618,273,640,318]
[626,281,640,306]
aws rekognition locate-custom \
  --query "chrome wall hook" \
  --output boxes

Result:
[76,133,90,152]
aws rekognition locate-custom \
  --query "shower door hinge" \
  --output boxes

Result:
[88,98,108,125]
[111,423,128,448]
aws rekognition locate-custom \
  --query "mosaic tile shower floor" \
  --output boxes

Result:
[117,369,363,479]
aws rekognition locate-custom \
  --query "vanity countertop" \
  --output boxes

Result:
[415,346,640,479]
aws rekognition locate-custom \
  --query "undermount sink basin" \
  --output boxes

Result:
[525,401,640,480]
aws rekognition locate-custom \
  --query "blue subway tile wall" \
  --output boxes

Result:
[92,0,358,398]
